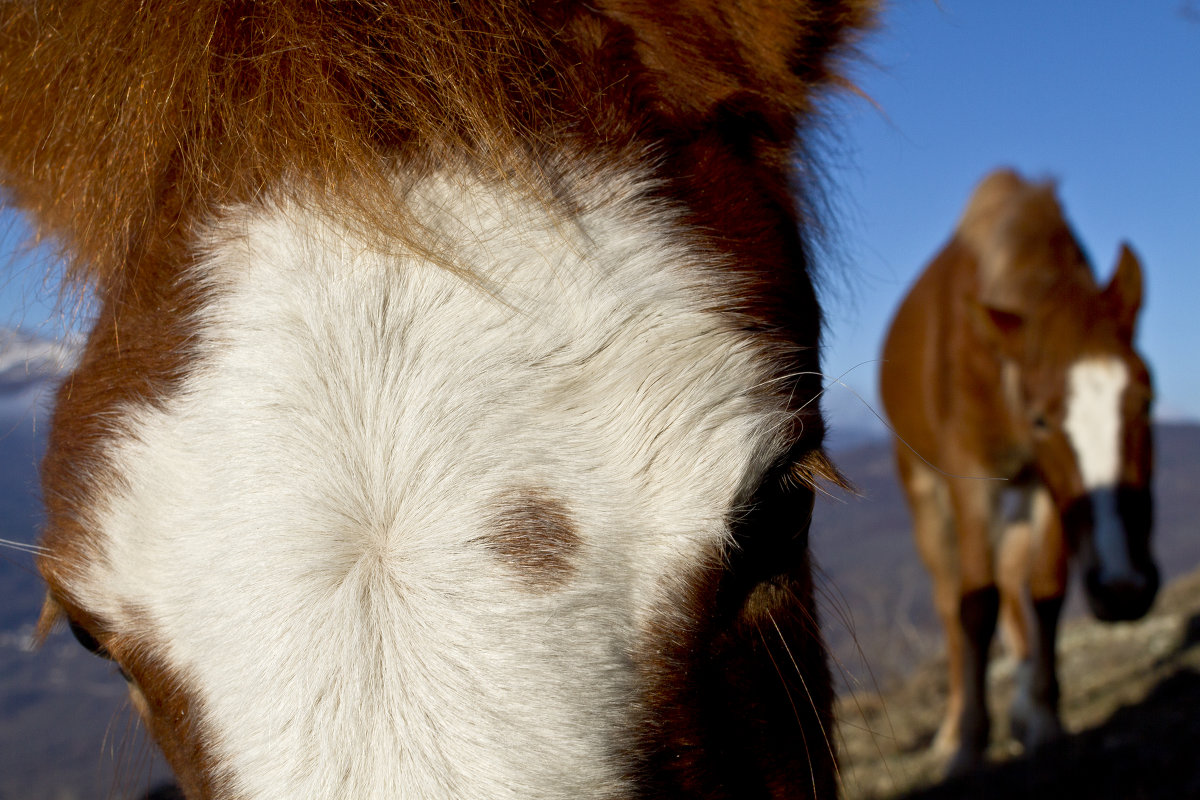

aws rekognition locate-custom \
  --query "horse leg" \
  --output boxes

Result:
[997,493,1037,743]
[895,450,963,757]
[1009,486,1066,750]
[996,505,1032,666]
[944,473,1001,776]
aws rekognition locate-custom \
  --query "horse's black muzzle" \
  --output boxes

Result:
[1084,563,1159,622]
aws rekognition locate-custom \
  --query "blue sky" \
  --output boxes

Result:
[819,0,1200,425]
[2,1,1198,422]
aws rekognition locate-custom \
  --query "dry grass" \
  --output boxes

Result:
[836,568,1200,799]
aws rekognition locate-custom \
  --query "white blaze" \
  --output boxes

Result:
[67,166,796,798]
[1063,357,1136,586]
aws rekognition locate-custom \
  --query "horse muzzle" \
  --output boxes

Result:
[1083,563,1159,622]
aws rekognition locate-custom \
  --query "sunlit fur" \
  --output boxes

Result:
[56,168,793,796]
[2,1,875,796]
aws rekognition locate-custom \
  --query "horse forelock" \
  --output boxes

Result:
[0,0,873,296]
[955,170,1099,310]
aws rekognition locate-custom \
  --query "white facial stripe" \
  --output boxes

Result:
[72,166,793,798]
[1064,357,1134,583]
[1064,358,1127,491]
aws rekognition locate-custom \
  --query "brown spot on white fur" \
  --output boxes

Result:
[483,489,581,591]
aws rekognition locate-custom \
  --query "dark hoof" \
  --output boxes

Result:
[944,744,985,778]
[1011,707,1064,752]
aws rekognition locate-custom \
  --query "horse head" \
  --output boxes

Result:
[2,1,873,796]
[982,243,1157,621]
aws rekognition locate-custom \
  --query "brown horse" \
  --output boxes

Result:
[880,169,1157,774]
[1,1,873,797]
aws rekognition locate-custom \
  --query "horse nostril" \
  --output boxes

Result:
[1085,565,1159,622]
[1099,571,1147,594]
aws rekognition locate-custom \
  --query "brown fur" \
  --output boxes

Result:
[482,488,581,591]
[790,448,855,497]
[3,1,876,796]
[880,168,1156,774]
[34,587,222,796]
[0,0,871,293]
[635,458,836,799]
[956,169,1097,311]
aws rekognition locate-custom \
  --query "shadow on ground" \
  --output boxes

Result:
[903,666,1200,799]
[838,572,1200,800]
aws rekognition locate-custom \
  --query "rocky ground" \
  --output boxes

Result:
[835,567,1200,800]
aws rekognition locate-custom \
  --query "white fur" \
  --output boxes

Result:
[1064,357,1136,586]
[69,168,796,798]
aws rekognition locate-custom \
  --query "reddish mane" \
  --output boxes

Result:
[0,1,870,291]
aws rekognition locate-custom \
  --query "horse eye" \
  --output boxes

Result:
[1032,414,1050,431]
[68,619,135,682]
[68,618,112,659]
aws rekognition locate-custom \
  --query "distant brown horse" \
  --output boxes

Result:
[880,169,1157,774]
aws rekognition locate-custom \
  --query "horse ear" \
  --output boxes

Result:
[971,301,1026,359]
[595,0,873,120]
[1103,242,1144,339]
